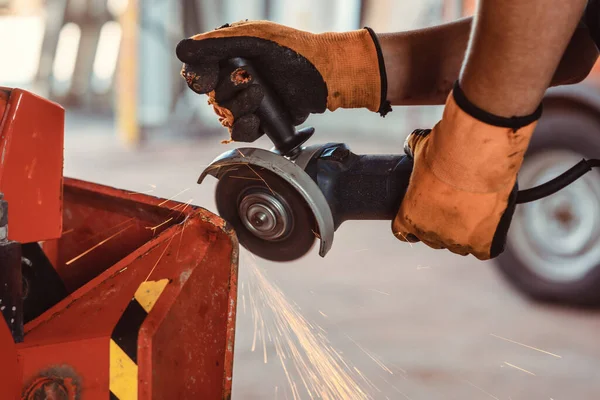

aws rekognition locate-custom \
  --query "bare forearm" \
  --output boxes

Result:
[379,18,472,106]
[379,12,598,107]
[460,0,589,117]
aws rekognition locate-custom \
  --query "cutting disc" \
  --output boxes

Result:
[215,165,317,261]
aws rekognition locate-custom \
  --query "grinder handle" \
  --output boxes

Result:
[305,143,414,229]
[226,58,314,156]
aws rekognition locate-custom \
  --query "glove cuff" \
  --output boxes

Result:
[422,83,540,194]
[452,80,543,130]
[323,28,392,116]
[364,27,392,117]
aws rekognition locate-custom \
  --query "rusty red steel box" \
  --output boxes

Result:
[0,178,239,400]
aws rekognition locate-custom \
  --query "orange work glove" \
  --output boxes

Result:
[393,82,541,260]
[175,20,391,142]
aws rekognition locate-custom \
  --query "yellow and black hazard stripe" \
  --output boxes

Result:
[109,279,169,400]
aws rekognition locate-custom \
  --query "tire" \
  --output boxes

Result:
[495,97,600,307]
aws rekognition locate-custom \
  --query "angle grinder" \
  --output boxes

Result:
[199,57,600,262]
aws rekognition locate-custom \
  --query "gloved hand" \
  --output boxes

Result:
[393,82,541,260]
[175,20,391,143]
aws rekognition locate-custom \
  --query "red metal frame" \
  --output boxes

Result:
[0,87,64,243]
[0,87,238,399]
[1,178,238,399]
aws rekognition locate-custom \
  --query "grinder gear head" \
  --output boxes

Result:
[215,166,317,261]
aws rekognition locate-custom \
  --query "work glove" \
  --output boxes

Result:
[175,20,391,143]
[393,82,541,260]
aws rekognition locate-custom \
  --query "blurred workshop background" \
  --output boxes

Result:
[3,0,600,399]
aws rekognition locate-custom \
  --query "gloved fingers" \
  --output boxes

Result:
[391,217,420,243]
[292,111,310,126]
[220,85,264,120]
[393,230,421,243]
[177,37,256,97]
[181,63,220,95]
[403,129,431,158]
[176,20,287,64]
[213,65,258,104]
[392,215,451,250]
[176,36,261,67]
[231,114,262,142]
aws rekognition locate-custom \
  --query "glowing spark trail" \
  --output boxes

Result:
[146,217,173,233]
[368,289,391,296]
[346,335,393,375]
[490,334,562,358]
[391,385,414,400]
[143,235,175,282]
[243,251,373,399]
[66,226,131,265]
[462,379,500,400]
[504,362,536,376]
[158,188,190,206]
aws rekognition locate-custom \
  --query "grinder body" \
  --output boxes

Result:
[199,57,600,261]
[302,143,412,230]
[198,57,415,261]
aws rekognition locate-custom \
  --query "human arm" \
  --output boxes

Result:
[392,0,592,260]
[379,10,598,107]
[176,3,597,143]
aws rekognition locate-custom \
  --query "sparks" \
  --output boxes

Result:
[146,217,173,234]
[170,198,194,216]
[158,188,190,206]
[351,248,370,253]
[170,203,187,211]
[128,184,156,195]
[462,379,500,400]
[391,385,414,400]
[503,362,536,376]
[368,289,391,296]
[490,334,562,358]
[78,217,135,245]
[318,310,328,318]
[62,228,75,235]
[243,251,373,399]
[246,164,275,195]
[346,334,393,375]
[228,175,264,181]
[392,231,414,248]
[66,225,131,265]
[143,235,175,282]
[176,217,190,262]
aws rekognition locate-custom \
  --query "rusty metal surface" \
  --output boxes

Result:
[0,177,238,399]
[51,178,186,292]
[20,362,83,400]
[0,310,19,399]
[0,88,64,243]
[138,213,238,400]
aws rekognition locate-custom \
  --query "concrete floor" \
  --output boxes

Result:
[64,115,600,400]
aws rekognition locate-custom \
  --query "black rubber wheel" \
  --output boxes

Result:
[215,165,317,262]
[495,98,600,307]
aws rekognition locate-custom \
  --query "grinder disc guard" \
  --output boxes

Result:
[215,166,317,261]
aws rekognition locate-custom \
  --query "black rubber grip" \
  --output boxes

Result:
[226,58,314,156]
[304,143,413,229]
